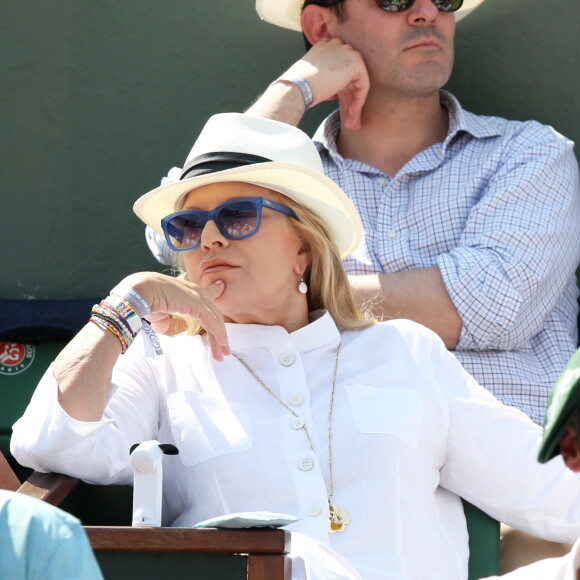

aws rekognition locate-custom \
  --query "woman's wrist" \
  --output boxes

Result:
[110,283,152,318]
[90,297,143,354]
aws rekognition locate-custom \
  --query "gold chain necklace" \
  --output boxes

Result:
[232,342,351,533]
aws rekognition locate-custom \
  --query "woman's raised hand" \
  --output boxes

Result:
[54,274,228,422]
[121,272,230,361]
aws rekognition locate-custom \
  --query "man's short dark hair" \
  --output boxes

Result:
[302,0,347,50]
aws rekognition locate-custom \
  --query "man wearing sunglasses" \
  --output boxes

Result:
[244,0,580,425]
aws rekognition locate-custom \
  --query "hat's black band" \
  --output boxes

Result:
[180,152,272,180]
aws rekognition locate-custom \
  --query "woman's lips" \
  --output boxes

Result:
[201,259,239,275]
[203,264,237,274]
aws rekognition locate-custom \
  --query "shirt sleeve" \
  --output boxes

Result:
[40,508,104,580]
[0,491,104,580]
[437,124,580,351]
[431,334,580,544]
[10,338,161,485]
[144,166,183,267]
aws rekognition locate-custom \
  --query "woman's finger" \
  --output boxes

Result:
[146,312,173,334]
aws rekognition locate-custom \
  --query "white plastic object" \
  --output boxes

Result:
[130,440,177,527]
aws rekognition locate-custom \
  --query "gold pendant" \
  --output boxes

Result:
[328,503,351,533]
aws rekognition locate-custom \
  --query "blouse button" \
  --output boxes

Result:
[288,393,304,406]
[387,230,396,239]
[279,353,295,367]
[298,457,314,471]
[377,177,388,186]
[307,506,322,517]
[290,417,305,430]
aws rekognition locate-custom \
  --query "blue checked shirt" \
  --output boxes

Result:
[148,91,580,424]
[315,92,580,425]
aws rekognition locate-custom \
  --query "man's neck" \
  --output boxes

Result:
[336,90,449,177]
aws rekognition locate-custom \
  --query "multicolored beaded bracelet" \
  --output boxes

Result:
[102,297,143,335]
[90,297,143,354]
[90,311,131,353]
[110,284,152,318]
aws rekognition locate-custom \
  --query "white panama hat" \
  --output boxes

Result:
[256,0,486,32]
[133,113,363,258]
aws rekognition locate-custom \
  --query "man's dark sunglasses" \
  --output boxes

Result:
[161,197,297,252]
[304,0,463,13]
[375,0,463,12]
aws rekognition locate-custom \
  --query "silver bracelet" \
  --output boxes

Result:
[273,75,314,109]
[110,283,152,318]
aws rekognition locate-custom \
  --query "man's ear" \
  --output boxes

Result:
[559,426,580,472]
[301,5,337,45]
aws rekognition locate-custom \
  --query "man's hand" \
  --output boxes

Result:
[247,38,370,130]
[287,39,370,130]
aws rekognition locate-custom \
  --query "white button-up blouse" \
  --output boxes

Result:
[11,312,580,580]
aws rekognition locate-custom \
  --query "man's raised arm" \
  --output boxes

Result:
[246,38,370,130]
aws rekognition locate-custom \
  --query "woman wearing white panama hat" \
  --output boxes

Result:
[11,113,580,580]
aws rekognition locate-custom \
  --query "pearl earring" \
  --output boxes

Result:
[298,277,308,295]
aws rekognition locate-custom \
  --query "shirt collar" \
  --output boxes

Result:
[440,90,502,141]
[312,90,502,165]
[224,310,341,354]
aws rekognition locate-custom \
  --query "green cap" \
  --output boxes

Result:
[538,347,580,463]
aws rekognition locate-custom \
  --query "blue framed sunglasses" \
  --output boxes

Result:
[161,196,298,252]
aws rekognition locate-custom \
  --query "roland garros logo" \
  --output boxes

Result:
[0,342,35,375]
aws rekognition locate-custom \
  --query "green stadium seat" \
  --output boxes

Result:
[0,340,67,457]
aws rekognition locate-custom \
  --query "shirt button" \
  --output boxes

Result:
[288,393,304,406]
[279,353,295,367]
[307,506,322,517]
[290,417,305,430]
[387,230,397,239]
[298,457,314,471]
[377,177,388,186]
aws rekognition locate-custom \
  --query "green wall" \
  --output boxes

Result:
[1,0,578,299]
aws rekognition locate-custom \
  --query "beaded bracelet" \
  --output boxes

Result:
[91,304,133,352]
[90,319,129,352]
[90,310,131,353]
[103,297,143,336]
[90,298,143,354]
[110,283,152,318]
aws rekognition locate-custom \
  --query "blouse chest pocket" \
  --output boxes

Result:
[345,384,423,450]
[167,391,253,467]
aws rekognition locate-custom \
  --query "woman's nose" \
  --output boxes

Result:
[199,218,229,250]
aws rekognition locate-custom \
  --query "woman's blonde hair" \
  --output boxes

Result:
[281,194,374,330]
[172,189,375,336]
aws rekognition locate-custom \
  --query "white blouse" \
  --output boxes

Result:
[11,312,580,580]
